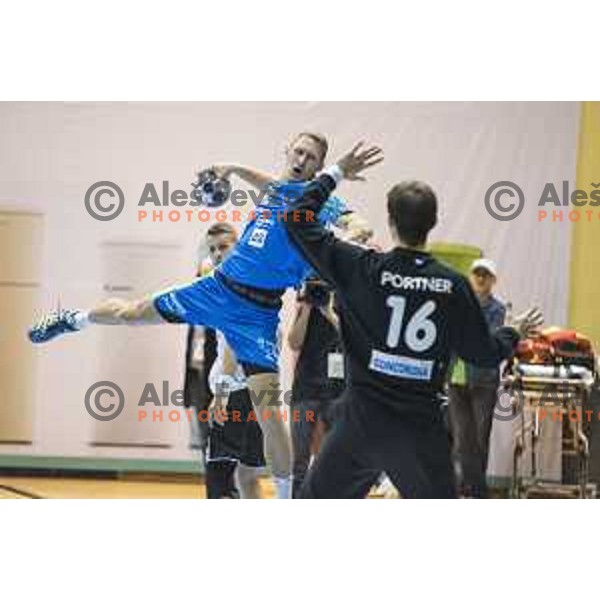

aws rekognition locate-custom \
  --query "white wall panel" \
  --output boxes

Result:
[92,242,187,448]
[0,102,580,471]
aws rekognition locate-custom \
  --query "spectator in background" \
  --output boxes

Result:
[448,258,506,498]
[287,278,346,498]
[183,223,251,498]
[206,329,265,499]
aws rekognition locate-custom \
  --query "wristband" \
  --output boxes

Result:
[322,164,344,185]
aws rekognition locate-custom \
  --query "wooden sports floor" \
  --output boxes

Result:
[0,476,276,499]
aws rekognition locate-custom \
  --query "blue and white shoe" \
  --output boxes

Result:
[28,309,81,344]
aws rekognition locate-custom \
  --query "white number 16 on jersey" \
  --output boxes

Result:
[385,295,437,352]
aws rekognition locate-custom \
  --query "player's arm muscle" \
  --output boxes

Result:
[451,277,518,367]
[213,164,275,190]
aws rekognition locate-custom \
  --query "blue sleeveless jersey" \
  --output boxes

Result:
[219,180,349,290]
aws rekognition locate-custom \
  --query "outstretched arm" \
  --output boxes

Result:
[451,278,543,367]
[283,143,383,290]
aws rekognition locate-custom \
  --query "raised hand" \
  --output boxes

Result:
[508,306,544,338]
[336,142,384,181]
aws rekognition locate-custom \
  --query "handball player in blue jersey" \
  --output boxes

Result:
[28,133,381,499]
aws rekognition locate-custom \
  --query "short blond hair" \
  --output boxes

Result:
[206,222,237,239]
[291,132,329,164]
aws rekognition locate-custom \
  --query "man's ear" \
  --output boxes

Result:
[387,218,399,243]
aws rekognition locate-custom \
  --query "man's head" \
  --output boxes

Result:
[283,132,329,181]
[387,181,438,248]
[469,258,497,299]
[205,222,238,267]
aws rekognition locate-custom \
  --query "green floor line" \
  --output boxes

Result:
[0,454,202,474]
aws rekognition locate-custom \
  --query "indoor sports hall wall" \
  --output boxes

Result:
[0,102,581,473]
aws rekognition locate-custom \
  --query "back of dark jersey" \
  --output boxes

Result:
[336,247,466,416]
[284,173,519,420]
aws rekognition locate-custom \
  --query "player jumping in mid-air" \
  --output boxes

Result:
[27,133,377,499]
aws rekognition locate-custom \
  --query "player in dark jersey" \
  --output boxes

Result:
[284,143,543,499]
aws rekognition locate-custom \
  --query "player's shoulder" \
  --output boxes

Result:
[425,254,464,278]
[487,294,507,315]
[422,254,472,292]
[266,180,305,205]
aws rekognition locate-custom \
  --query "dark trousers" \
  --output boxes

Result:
[205,460,238,499]
[300,399,456,499]
[291,400,335,498]
[448,384,497,497]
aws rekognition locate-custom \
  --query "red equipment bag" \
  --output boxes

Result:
[514,328,595,371]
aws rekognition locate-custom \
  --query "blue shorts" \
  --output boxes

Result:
[153,274,279,371]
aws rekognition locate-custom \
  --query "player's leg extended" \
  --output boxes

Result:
[28,276,217,344]
[300,415,379,499]
[221,305,292,498]
[88,297,165,325]
[28,296,166,343]
[245,371,292,499]
[381,417,457,499]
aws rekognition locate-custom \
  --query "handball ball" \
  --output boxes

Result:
[192,169,232,208]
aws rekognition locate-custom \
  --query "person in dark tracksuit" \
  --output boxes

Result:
[288,285,346,498]
[283,143,543,499]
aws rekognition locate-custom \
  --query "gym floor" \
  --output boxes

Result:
[0,475,276,499]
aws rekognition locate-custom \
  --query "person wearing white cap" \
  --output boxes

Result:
[447,257,506,498]
[471,258,497,279]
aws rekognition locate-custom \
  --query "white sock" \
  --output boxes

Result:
[73,310,90,330]
[274,476,291,499]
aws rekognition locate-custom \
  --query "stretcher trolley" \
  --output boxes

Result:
[503,328,597,498]
[502,363,597,499]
